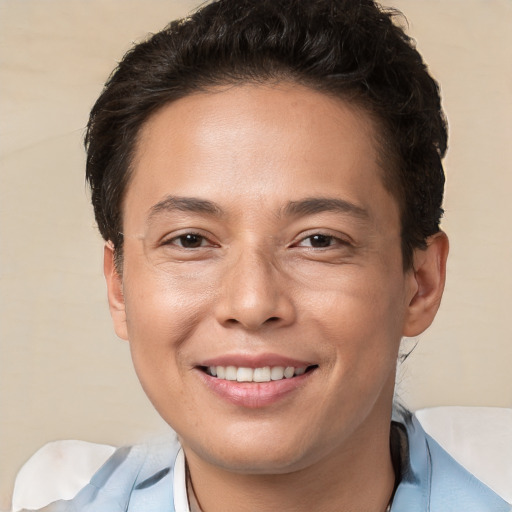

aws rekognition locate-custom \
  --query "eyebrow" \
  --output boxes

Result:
[147,195,224,222]
[282,197,369,219]
[146,195,368,223]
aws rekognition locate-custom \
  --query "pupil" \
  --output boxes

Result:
[181,234,202,248]
[311,235,331,248]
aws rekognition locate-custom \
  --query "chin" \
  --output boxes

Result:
[181,424,327,475]
[203,448,311,475]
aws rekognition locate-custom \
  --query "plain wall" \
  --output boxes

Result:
[1,1,511,509]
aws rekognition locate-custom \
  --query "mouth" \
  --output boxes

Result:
[195,355,318,407]
[198,364,318,383]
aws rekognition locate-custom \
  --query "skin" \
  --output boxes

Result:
[104,83,448,512]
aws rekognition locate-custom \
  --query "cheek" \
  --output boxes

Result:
[296,265,407,375]
[125,262,215,336]
[299,261,406,330]
[122,265,217,388]
[121,269,218,423]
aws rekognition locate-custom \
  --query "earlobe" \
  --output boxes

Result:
[403,231,449,337]
[104,242,129,340]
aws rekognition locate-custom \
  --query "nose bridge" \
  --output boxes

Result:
[216,243,294,329]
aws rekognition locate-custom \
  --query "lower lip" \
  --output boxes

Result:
[197,369,314,408]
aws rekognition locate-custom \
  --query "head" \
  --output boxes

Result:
[89,0,449,478]
[86,0,447,272]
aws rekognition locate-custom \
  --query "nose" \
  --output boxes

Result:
[214,248,296,330]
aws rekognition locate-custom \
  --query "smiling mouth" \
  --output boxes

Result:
[200,365,318,383]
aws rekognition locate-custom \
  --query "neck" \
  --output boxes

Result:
[184,412,396,512]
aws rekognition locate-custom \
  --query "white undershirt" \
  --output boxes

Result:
[173,448,190,512]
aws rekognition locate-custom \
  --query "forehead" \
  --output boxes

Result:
[135,82,379,163]
[125,82,398,230]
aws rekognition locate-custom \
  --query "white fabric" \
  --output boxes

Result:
[11,407,512,511]
[173,448,190,512]
[11,440,115,512]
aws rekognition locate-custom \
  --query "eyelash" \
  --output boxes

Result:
[293,232,351,249]
[160,231,351,251]
[161,232,215,249]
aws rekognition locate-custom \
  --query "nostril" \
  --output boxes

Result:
[264,317,280,323]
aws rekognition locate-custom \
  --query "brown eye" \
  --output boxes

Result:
[308,234,334,248]
[172,233,207,248]
[295,233,350,249]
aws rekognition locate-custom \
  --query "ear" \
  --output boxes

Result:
[104,242,128,340]
[403,231,449,337]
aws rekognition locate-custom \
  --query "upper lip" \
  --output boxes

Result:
[198,353,315,368]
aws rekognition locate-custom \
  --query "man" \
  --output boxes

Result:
[31,0,510,510]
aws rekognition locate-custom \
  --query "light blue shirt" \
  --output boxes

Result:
[31,416,511,512]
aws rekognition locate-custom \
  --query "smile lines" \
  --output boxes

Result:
[204,365,315,383]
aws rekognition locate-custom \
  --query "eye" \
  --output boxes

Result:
[164,233,210,249]
[296,234,343,248]
[303,234,334,248]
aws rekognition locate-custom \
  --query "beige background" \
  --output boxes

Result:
[1,0,511,509]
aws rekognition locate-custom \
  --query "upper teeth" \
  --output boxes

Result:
[207,366,306,382]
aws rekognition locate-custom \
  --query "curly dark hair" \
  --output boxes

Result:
[85,0,447,270]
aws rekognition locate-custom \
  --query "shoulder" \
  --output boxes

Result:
[13,435,183,512]
[392,407,512,512]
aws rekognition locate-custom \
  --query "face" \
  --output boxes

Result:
[105,83,439,474]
